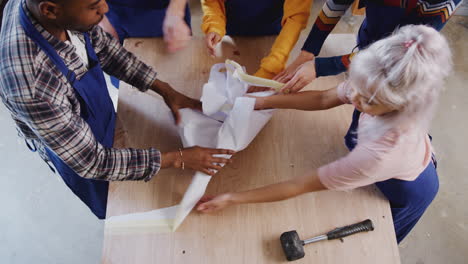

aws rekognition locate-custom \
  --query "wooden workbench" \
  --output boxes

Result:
[102,35,400,263]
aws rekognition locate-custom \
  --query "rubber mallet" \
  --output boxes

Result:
[280,219,374,261]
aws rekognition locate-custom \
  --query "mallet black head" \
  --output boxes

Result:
[280,230,305,261]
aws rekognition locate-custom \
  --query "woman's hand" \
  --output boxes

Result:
[280,60,317,94]
[197,193,235,213]
[205,32,222,57]
[273,50,315,84]
[163,14,191,52]
[197,172,326,213]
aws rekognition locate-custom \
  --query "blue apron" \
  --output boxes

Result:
[344,109,439,243]
[106,0,191,41]
[20,5,116,219]
[356,0,421,49]
[225,0,284,36]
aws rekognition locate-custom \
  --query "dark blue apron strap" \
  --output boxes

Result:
[19,4,77,84]
[20,7,96,119]
[431,153,438,169]
[83,33,99,63]
[18,124,56,172]
[23,138,57,173]
[45,160,57,173]
[427,134,438,169]
[20,3,111,219]
[24,138,37,152]
[18,127,38,152]
[344,109,362,151]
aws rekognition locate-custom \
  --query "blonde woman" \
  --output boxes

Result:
[197,25,452,243]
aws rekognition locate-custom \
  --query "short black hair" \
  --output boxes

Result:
[28,0,62,4]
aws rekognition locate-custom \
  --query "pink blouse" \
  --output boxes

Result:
[317,82,432,191]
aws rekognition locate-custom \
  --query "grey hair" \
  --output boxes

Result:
[348,25,453,143]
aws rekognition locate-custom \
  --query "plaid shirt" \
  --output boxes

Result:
[0,0,161,181]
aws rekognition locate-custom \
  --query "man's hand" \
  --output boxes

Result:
[163,14,191,52]
[179,147,235,175]
[273,50,315,84]
[205,32,222,57]
[161,147,235,175]
[151,79,201,124]
[280,60,317,94]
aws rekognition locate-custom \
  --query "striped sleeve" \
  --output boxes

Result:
[314,52,356,77]
[302,0,354,55]
[413,0,463,30]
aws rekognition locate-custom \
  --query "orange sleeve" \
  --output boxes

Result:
[201,0,227,37]
[254,0,312,79]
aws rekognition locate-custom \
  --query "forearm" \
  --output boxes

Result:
[167,0,187,16]
[315,55,352,77]
[106,53,158,91]
[255,21,306,78]
[411,0,462,31]
[230,171,326,205]
[261,88,342,110]
[254,0,312,78]
[161,150,181,169]
[92,26,159,91]
[149,78,176,98]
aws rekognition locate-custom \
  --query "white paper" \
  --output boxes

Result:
[106,60,280,233]
[105,205,179,234]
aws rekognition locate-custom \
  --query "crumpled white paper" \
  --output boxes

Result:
[106,60,282,233]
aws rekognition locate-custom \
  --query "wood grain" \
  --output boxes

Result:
[102,35,400,264]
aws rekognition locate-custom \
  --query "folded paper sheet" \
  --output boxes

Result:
[105,60,283,234]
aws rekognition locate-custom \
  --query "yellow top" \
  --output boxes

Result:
[201,0,312,79]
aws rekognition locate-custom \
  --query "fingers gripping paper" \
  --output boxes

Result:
[105,60,283,233]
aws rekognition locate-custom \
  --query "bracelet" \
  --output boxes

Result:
[178,148,184,170]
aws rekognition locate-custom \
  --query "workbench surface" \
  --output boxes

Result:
[102,35,400,264]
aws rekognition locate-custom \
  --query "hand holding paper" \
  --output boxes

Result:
[180,146,235,175]
[106,60,284,233]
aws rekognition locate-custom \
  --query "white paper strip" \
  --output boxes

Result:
[106,60,279,233]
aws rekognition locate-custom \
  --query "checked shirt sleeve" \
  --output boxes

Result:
[90,25,158,92]
[7,92,161,182]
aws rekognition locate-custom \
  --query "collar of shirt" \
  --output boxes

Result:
[22,0,89,80]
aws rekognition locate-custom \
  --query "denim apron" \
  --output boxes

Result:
[106,0,191,41]
[225,0,284,36]
[344,109,439,243]
[20,5,116,219]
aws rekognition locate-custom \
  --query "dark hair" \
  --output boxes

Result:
[0,0,10,30]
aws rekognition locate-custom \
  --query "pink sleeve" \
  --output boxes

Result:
[336,81,352,104]
[317,141,385,191]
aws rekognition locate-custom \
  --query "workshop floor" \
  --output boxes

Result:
[1,1,466,263]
